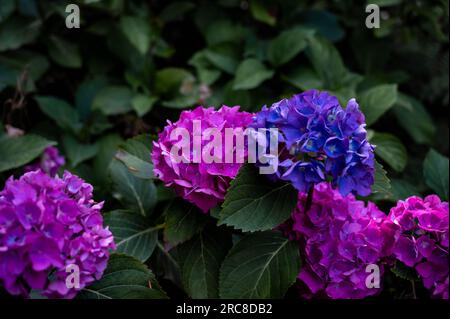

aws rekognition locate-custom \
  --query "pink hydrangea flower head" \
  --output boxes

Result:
[282,182,391,299]
[151,106,253,212]
[388,195,449,299]
[0,170,115,298]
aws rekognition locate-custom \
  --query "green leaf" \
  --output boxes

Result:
[160,1,195,22]
[218,164,298,232]
[154,67,199,108]
[209,206,221,219]
[300,10,344,42]
[0,135,55,172]
[204,47,238,74]
[116,135,154,180]
[232,59,274,90]
[78,254,166,299]
[121,135,153,160]
[104,211,160,262]
[371,160,392,198]
[204,20,244,46]
[62,135,99,167]
[0,17,41,51]
[390,179,421,201]
[131,94,157,117]
[119,16,152,55]
[36,96,82,134]
[0,0,15,23]
[330,72,363,104]
[423,149,449,200]
[155,67,194,95]
[250,0,276,26]
[268,27,312,66]
[85,111,110,135]
[92,133,123,185]
[157,184,176,202]
[0,50,49,84]
[93,86,134,115]
[47,36,82,68]
[106,27,149,71]
[369,0,402,7]
[371,132,407,172]
[282,66,324,90]
[391,261,419,281]
[164,199,208,246]
[87,114,111,136]
[154,38,175,59]
[162,93,199,109]
[393,93,436,145]
[109,159,157,216]
[222,81,252,110]
[219,231,300,299]
[75,77,108,121]
[244,32,268,60]
[0,64,19,91]
[175,227,231,298]
[189,51,221,85]
[358,84,398,126]
[115,149,154,179]
[305,36,347,89]
[18,0,39,17]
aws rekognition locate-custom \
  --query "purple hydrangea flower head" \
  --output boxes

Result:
[388,195,449,299]
[0,170,115,298]
[281,182,391,299]
[151,105,253,212]
[251,90,375,196]
[25,146,65,177]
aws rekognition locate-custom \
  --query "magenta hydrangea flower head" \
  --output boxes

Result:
[281,182,392,299]
[25,146,65,177]
[251,90,375,196]
[151,105,253,212]
[0,170,115,298]
[388,195,449,299]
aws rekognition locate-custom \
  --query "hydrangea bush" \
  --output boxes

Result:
[0,0,448,301]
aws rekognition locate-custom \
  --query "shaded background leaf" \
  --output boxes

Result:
[423,149,449,200]
[0,135,55,172]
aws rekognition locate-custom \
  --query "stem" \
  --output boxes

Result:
[304,185,315,215]
[154,223,166,231]
[411,280,417,299]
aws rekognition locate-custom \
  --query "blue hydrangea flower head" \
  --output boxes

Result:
[251,90,375,196]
